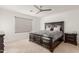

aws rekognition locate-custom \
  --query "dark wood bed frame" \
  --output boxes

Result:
[29,21,64,52]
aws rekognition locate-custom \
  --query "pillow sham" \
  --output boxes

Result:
[53,25,61,31]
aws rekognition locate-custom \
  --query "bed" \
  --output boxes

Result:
[29,21,64,52]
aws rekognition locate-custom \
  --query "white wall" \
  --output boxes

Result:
[40,9,79,43]
[0,8,40,43]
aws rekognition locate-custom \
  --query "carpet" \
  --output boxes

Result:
[4,39,79,53]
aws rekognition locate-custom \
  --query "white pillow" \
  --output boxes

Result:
[46,27,50,31]
[53,26,61,31]
[46,25,51,31]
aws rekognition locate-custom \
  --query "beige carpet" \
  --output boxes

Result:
[4,39,79,53]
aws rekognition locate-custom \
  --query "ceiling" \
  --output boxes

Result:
[0,5,79,18]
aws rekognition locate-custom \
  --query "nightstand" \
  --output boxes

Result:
[0,34,5,53]
[64,33,77,45]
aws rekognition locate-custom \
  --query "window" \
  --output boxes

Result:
[15,16,32,33]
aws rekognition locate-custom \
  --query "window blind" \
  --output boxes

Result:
[15,17,32,33]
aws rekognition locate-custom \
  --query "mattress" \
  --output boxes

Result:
[32,30,63,42]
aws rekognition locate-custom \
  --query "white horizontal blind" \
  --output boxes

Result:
[15,17,32,33]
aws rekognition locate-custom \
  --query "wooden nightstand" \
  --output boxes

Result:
[64,33,77,45]
[0,34,5,53]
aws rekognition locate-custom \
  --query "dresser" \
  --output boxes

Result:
[0,34,5,53]
[65,33,77,45]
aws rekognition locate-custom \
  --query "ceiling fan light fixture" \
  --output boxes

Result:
[30,10,33,12]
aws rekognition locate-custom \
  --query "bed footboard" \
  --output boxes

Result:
[29,33,63,52]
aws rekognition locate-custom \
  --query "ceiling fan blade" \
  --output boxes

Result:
[34,5,41,10]
[42,9,52,11]
[36,11,41,14]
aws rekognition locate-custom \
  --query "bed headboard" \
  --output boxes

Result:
[45,21,64,33]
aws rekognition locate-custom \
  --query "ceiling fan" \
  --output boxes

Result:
[34,5,52,14]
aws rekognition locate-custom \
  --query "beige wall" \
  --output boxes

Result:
[0,8,40,42]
